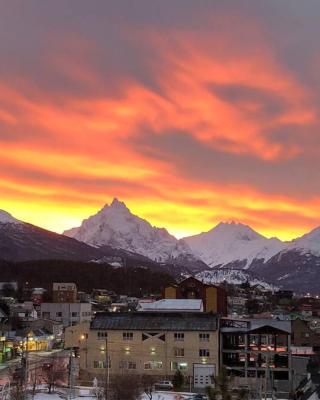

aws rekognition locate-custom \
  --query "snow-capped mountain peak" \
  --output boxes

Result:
[63,199,201,264]
[288,226,320,256]
[183,221,285,269]
[0,210,21,224]
[207,221,264,241]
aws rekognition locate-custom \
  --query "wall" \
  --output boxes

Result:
[76,328,219,380]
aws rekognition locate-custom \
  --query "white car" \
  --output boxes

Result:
[155,380,174,390]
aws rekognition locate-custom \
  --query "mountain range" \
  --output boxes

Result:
[2,199,320,292]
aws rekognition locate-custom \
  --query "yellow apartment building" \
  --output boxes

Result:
[65,312,219,389]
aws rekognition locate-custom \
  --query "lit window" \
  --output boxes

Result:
[171,361,188,371]
[144,361,163,370]
[94,360,111,369]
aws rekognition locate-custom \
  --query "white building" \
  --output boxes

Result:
[137,299,204,312]
[40,303,92,327]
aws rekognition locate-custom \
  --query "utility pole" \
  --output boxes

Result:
[68,348,74,400]
[23,332,30,400]
[105,337,110,400]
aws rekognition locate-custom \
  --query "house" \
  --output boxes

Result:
[164,276,227,315]
[66,311,219,389]
[292,318,320,352]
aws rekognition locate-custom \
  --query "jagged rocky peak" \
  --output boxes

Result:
[63,199,201,265]
[105,198,129,211]
[0,210,21,224]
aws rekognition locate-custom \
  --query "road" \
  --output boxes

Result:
[0,349,69,382]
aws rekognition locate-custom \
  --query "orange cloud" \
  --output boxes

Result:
[0,21,319,240]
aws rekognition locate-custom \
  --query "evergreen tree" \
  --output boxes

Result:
[172,369,184,390]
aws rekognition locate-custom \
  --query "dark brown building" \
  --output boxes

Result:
[164,276,227,315]
[52,282,77,303]
[291,318,320,351]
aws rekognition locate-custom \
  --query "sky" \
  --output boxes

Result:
[1,0,320,240]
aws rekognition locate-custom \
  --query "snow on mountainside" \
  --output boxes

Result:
[63,198,202,265]
[184,222,286,269]
[288,226,320,256]
[0,210,21,224]
[196,269,278,291]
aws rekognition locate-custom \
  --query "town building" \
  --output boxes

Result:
[31,287,46,305]
[220,317,292,394]
[137,299,204,312]
[164,277,227,315]
[291,318,320,352]
[40,302,92,327]
[66,312,219,389]
[52,282,77,303]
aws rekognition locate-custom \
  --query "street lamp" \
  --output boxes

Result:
[80,333,88,369]
[100,338,110,400]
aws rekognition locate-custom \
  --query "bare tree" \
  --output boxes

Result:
[110,374,142,400]
[41,356,67,394]
[98,374,142,400]
[141,375,157,400]
[29,364,43,398]
[10,368,26,400]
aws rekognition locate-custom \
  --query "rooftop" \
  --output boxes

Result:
[91,312,218,331]
[137,299,203,312]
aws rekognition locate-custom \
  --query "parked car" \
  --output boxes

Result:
[154,380,174,390]
[186,395,209,400]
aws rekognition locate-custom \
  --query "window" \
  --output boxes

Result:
[42,312,50,319]
[174,333,184,341]
[94,360,111,369]
[144,361,163,370]
[119,360,136,369]
[174,348,185,357]
[128,361,136,370]
[123,332,133,341]
[71,312,78,317]
[199,333,210,341]
[97,331,108,340]
[171,361,188,371]
[199,349,210,357]
[94,361,106,369]
[56,312,62,317]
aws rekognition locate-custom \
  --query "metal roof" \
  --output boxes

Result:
[138,299,203,312]
[220,318,291,334]
[91,312,218,331]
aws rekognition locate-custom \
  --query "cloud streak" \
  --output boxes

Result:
[1,0,320,239]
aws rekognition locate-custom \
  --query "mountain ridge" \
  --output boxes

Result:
[3,199,320,292]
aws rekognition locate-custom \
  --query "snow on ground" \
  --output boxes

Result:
[33,391,195,400]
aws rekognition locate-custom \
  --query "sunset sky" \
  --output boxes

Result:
[1,0,320,240]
